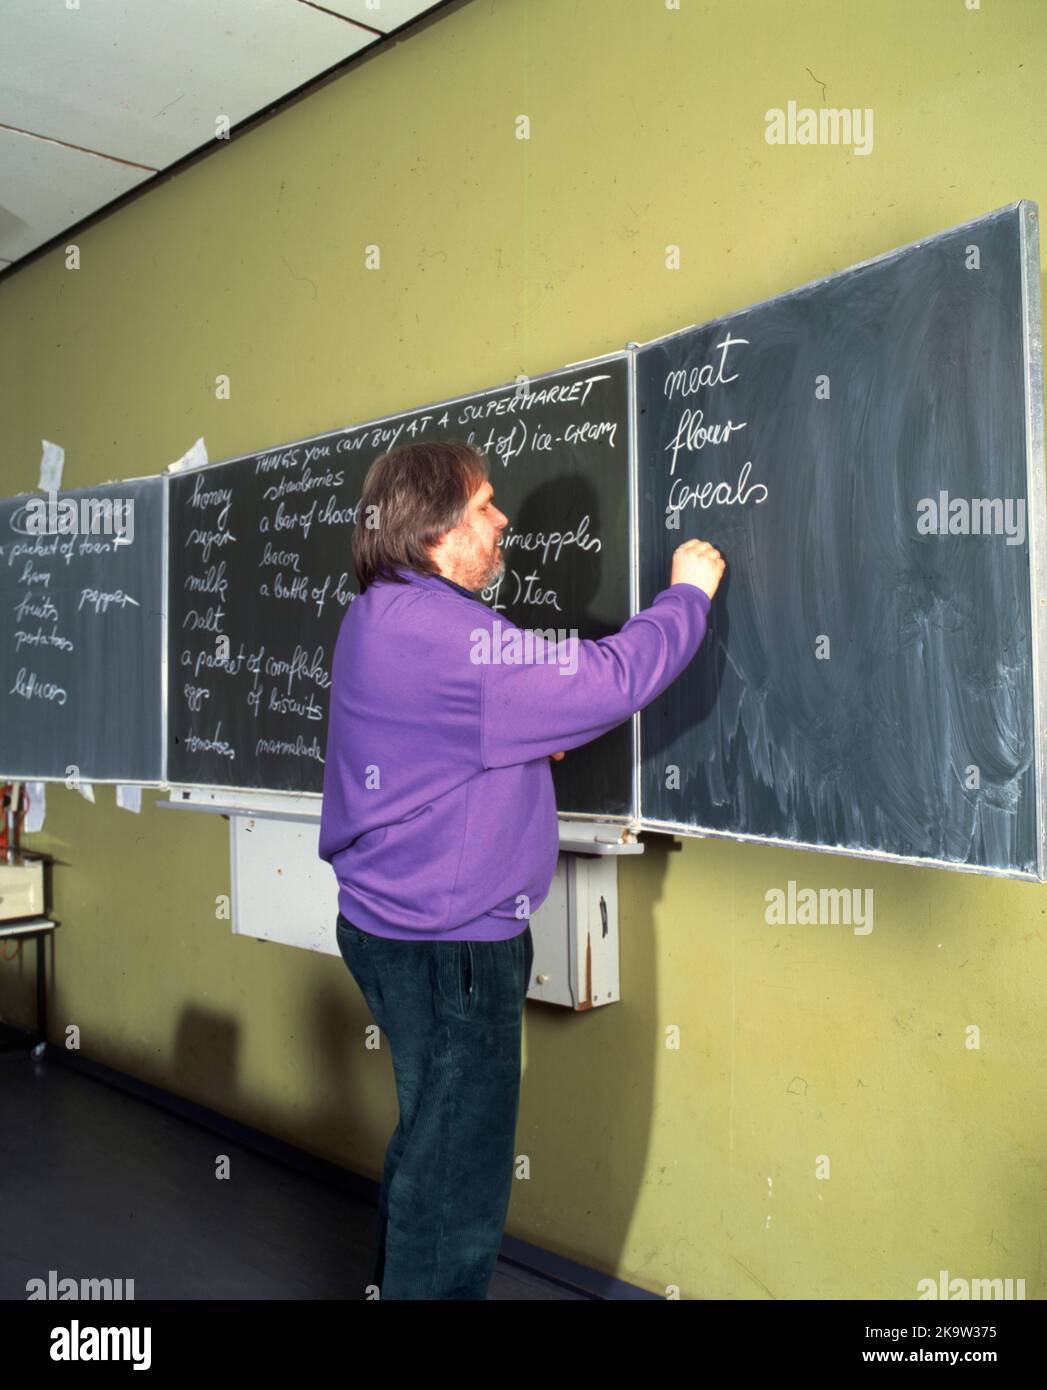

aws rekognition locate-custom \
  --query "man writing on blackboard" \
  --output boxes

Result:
[319,440,723,1300]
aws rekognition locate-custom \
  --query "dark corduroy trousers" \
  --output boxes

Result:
[335,912,534,1300]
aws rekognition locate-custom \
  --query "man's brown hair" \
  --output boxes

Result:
[352,441,489,593]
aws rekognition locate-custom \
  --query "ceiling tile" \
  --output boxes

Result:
[317,2,447,34]
[0,0,454,268]
[0,126,152,263]
[0,0,376,169]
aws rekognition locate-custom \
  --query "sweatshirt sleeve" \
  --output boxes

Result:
[480,583,712,768]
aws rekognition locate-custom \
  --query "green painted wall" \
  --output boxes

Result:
[2,0,1045,1299]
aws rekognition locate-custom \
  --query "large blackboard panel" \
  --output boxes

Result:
[0,476,165,782]
[636,203,1044,877]
[166,353,633,814]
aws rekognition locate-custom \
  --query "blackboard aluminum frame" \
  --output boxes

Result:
[160,471,170,788]
[636,201,1047,882]
[1021,201,1047,881]
[624,343,643,833]
[164,350,639,826]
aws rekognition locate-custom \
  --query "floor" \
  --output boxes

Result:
[0,1027,591,1301]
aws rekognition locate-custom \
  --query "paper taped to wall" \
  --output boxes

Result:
[38,439,64,491]
[24,782,45,832]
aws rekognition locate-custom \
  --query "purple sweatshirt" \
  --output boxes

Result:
[318,567,711,941]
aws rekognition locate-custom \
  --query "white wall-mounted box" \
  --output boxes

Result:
[220,811,624,1010]
[0,852,46,921]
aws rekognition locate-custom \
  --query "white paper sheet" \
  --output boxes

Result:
[116,785,142,813]
[39,439,65,491]
[24,781,46,833]
[166,437,209,473]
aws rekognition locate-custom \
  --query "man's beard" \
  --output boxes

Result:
[477,545,504,591]
[447,534,504,592]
